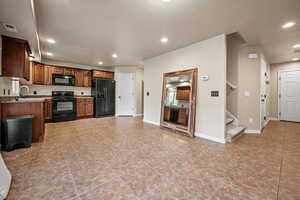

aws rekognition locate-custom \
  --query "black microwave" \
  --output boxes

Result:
[52,74,75,86]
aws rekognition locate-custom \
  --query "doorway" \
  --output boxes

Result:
[278,69,300,122]
[116,72,135,116]
[260,58,268,129]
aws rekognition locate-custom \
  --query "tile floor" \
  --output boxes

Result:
[2,117,300,200]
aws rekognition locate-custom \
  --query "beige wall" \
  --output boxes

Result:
[269,61,300,118]
[237,45,262,130]
[143,34,227,142]
[226,33,245,117]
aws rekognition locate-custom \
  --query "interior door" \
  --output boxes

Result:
[260,58,268,128]
[116,73,134,116]
[280,70,300,122]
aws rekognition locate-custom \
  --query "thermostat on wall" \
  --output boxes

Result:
[199,75,209,81]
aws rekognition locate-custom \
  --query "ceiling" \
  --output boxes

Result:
[1,0,300,66]
[0,0,40,61]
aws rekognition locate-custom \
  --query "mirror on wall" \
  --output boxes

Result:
[160,68,197,137]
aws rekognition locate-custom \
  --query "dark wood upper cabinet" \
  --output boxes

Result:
[32,62,45,85]
[83,70,92,87]
[176,86,191,101]
[64,68,75,76]
[92,70,114,79]
[1,35,31,80]
[44,65,53,85]
[52,67,64,75]
[75,69,84,87]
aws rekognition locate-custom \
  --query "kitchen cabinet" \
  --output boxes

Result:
[1,36,31,80]
[64,68,75,76]
[52,67,64,75]
[75,70,84,87]
[32,62,45,85]
[92,70,114,79]
[44,65,53,85]
[164,106,170,121]
[0,101,45,142]
[83,70,92,87]
[76,97,94,117]
[176,86,190,101]
[178,108,188,126]
[44,99,52,121]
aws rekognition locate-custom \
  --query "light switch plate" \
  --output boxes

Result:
[244,91,250,97]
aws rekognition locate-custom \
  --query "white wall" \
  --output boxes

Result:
[269,61,300,118]
[143,34,227,143]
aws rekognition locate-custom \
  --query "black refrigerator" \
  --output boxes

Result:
[92,78,116,117]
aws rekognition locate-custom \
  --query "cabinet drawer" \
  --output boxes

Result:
[64,68,75,75]
[52,67,64,75]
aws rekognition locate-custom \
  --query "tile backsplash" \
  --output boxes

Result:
[0,77,13,96]
[27,85,91,96]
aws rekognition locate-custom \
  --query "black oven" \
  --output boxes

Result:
[52,74,75,86]
[52,91,76,122]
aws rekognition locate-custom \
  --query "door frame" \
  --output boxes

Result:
[260,58,268,130]
[116,72,135,116]
[277,68,300,121]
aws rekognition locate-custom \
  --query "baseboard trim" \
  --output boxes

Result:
[268,117,279,121]
[244,129,261,134]
[143,119,160,126]
[196,133,226,144]
[133,114,144,117]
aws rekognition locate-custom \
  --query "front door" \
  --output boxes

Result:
[116,73,135,116]
[280,70,300,122]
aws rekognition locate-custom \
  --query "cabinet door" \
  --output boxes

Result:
[32,62,45,85]
[64,68,75,76]
[23,48,30,81]
[83,71,92,87]
[178,108,188,126]
[76,99,86,117]
[85,99,94,116]
[44,65,53,85]
[52,67,64,75]
[75,70,84,87]
[44,100,53,120]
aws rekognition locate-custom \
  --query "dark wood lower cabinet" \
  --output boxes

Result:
[1,102,45,143]
[44,99,53,121]
[77,97,94,118]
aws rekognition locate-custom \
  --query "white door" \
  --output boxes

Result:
[260,58,268,128]
[116,73,135,116]
[280,70,300,122]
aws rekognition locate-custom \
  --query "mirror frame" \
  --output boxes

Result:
[160,68,197,137]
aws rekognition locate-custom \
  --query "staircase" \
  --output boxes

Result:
[226,112,245,143]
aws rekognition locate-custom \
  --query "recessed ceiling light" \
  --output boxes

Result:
[282,22,296,29]
[292,58,299,61]
[162,0,171,2]
[293,44,300,48]
[160,37,168,43]
[47,38,56,44]
[112,54,118,58]
[46,52,53,56]
[98,61,103,65]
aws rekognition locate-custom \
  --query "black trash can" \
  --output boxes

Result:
[1,115,33,152]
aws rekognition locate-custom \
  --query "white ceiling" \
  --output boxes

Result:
[0,0,40,61]
[1,0,300,66]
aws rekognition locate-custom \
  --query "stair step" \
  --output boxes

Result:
[227,126,245,138]
[226,118,234,125]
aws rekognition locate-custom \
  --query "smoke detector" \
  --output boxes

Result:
[2,23,17,33]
